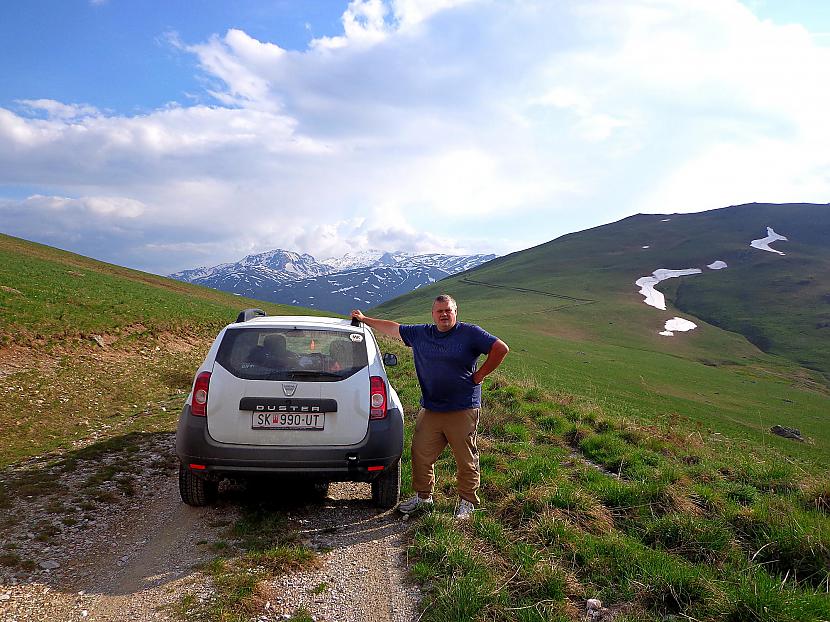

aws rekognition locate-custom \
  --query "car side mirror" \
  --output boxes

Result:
[382,353,398,367]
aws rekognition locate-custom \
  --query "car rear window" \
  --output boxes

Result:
[215,327,369,381]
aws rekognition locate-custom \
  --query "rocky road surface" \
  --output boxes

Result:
[0,432,419,622]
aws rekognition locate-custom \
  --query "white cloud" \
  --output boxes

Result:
[2,0,830,275]
[311,0,473,49]
[18,99,100,120]
[23,194,146,217]
[289,214,464,260]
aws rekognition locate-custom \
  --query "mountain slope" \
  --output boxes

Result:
[171,249,331,287]
[0,234,324,347]
[387,203,829,375]
[373,202,830,462]
[0,233,330,467]
[274,265,449,313]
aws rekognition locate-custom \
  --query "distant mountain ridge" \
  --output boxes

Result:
[171,249,331,289]
[170,249,497,313]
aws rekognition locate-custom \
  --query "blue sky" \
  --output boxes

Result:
[1,0,829,275]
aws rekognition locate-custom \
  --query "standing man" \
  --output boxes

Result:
[351,294,509,519]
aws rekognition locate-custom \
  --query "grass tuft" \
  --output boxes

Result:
[731,497,830,588]
[173,503,318,621]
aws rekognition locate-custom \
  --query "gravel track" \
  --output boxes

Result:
[270,482,420,622]
[0,434,420,622]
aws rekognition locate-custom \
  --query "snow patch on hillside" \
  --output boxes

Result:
[660,317,697,337]
[635,268,702,310]
[750,227,788,255]
[707,260,727,270]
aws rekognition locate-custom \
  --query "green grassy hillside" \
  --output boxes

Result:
[0,233,331,347]
[372,204,830,620]
[374,203,830,466]
[0,233,326,465]
[478,202,830,377]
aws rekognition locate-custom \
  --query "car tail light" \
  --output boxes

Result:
[369,375,387,420]
[191,371,211,417]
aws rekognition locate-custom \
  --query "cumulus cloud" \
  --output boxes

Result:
[2,0,830,275]
[292,215,465,260]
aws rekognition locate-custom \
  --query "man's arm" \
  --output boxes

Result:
[472,339,509,385]
[351,309,403,340]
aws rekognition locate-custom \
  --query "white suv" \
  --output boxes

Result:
[176,309,404,508]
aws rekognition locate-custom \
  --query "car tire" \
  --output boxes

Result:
[179,463,218,506]
[371,458,401,509]
[312,480,330,499]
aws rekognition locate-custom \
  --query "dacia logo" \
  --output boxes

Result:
[282,383,298,396]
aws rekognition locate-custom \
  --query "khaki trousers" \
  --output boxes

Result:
[411,407,481,505]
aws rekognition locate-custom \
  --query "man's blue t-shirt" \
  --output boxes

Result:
[399,322,497,411]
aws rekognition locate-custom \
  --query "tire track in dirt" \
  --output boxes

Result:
[1,450,420,622]
[76,477,218,621]
[268,483,420,622]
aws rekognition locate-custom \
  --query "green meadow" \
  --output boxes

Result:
[379,327,830,620]
[0,233,326,465]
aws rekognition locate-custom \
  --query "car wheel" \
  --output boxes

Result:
[371,458,401,509]
[312,480,330,499]
[179,463,218,506]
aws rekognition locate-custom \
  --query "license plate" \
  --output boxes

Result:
[252,412,325,430]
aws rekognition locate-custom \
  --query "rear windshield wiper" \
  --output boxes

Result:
[287,370,343,380]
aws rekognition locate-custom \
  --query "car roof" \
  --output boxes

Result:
[228,315,362,331]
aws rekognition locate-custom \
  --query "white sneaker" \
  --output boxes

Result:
[397,494,434,514]
[454,498,476,520]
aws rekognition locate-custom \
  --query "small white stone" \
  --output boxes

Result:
[587,598,603,610]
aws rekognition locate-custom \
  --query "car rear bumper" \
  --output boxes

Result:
[175,404,404,482]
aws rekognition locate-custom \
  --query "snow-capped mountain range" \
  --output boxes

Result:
[170,249,497,313]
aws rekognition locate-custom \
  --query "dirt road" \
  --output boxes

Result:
[0,433,419,622]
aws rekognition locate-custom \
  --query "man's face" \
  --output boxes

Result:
[432,300,458,332]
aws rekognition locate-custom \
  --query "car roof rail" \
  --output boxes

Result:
[236,308,267,323]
